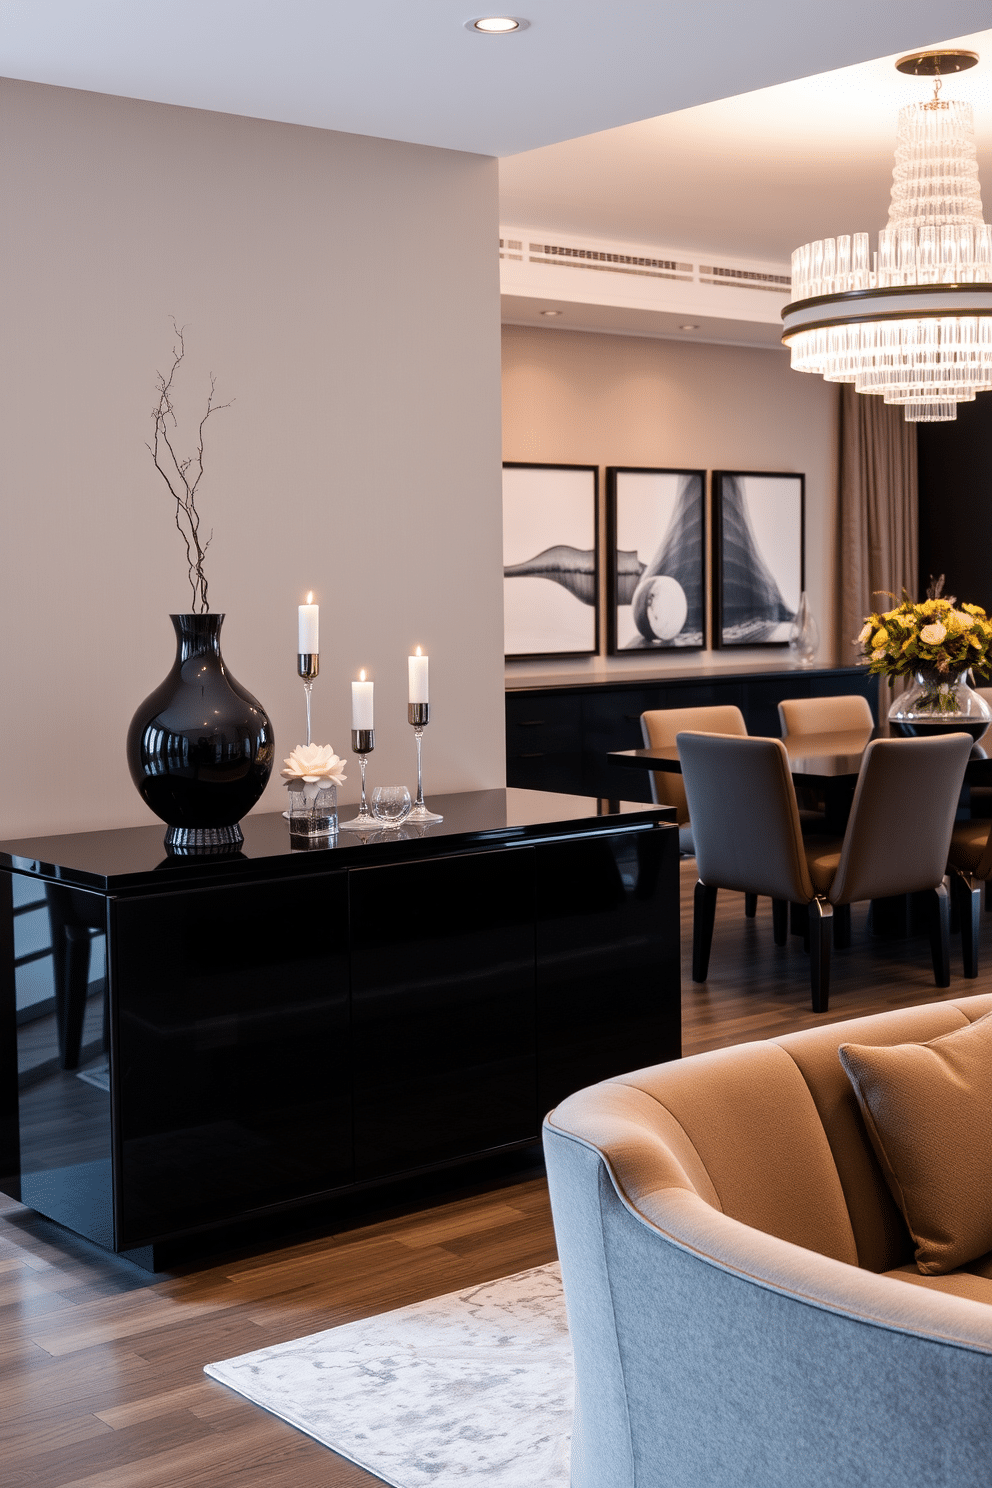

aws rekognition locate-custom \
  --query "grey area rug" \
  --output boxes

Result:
[205,1261,571,1487]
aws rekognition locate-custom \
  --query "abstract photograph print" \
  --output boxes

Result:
[607,468,705,652]
[502,463,598,660]
[713,471,804,647]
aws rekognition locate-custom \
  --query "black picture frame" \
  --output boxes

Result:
[712,470,805,648]
[503,462,599,661]
[606,466,706,654]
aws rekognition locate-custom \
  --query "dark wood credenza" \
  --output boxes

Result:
[506,664,880,799]
[0,789,679,1269]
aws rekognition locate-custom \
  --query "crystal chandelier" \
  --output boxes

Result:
[782,50,992,422]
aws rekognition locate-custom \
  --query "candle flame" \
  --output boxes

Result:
[415,645,422,656]
[306,591,313,605]
[359,669,366,682]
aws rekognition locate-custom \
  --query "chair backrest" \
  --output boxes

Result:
[778,694,874,737]
[827,733,973,906]
[677,732,814,903]
[640,705,746,822]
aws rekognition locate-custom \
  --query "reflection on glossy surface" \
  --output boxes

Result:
[126,613,274,831]
[0,790,669,890]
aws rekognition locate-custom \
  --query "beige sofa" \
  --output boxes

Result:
[543,994,992,1488]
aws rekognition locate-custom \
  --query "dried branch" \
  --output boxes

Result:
[147,320,231,613]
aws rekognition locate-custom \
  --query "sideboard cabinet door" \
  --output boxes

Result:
[349,848,537,1180]
[535,824,681,1112]
[112,872,351,1249]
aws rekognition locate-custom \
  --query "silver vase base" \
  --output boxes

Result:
[165,822,244,854]
[340,809,379,830]
[406,804,443,823]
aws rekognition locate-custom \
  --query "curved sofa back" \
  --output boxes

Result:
[549,993,992,1273]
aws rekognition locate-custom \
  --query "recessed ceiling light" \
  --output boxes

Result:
[466,16,530,33]
[540,309,562,317]
[679,323,699,331]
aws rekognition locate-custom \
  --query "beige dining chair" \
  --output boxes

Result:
[639,704,747,858]
[679,730,972,1013]
[947,819,992,977]
[777,693,874,737]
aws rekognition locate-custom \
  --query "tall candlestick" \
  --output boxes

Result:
[297,592,319,746]
[352,670,374,730]
[408,647,429,705]
[298,593,319,654]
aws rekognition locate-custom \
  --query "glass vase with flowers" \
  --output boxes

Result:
[858,576,992,741]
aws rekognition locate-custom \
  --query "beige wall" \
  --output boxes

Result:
[0,80,504,838]
[502,323,841,680]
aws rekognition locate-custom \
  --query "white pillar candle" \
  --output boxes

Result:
[298,592,319,653]
[352,670,374,729]
[408,647,429,704]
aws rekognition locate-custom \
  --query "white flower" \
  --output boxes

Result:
[871,647,887,662]
[857,621,873,644]
[919,622,946,645]
[952,610,975,629]
[281,743,347,787]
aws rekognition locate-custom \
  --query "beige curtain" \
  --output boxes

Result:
[839,383,918,667]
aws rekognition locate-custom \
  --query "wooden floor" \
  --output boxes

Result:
[3,860,990,1486]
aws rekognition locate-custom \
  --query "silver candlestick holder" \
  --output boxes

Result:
[297,653,319,746]
[407,703,443,823]
[340,727,377,829]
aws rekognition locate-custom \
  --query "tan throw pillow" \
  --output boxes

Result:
[839,1013,992,1275]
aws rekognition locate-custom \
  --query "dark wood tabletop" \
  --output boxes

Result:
[609,726,992,788]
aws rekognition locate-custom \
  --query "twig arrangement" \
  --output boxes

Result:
[148,321,231,613]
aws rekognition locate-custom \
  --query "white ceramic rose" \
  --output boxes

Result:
[281,744,348,802]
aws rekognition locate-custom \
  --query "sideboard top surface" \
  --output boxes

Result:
[0,789,671,894]
[505,663,869,695]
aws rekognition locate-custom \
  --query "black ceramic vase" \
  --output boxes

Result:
[126,614,274,851]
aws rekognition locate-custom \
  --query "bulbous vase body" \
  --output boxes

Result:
[126,614,274,848]
[888,669,992,742]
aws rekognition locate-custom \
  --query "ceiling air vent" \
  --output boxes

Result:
[499,236,523,261]
[698,264,791,293]
[527,241,693,283]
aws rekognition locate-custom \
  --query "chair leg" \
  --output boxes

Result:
[986,880,992,912]
[952,869,982,979]
[692,880,718,983]
[833,903,851,950]
[929,880,952,988]
[809,898,833,1014]
[744,892,757,919]
[771,898,787,946]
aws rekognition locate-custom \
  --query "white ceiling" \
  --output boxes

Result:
[499,27,992,266]
[0,0,989,158]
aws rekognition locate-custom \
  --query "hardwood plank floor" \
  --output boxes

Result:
[3,858,990,1486]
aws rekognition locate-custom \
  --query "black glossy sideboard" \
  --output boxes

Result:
[506,664,880,800]
[0,789,679,1269]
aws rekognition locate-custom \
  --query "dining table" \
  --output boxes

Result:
[609,726,992,936]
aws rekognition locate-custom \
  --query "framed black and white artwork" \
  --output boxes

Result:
[606,467,706,653]
[502,462,599,660]
[712,471,804,648]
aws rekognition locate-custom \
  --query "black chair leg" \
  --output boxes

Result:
[930,880,951,988]
[953,870,982,979]
[744,892,757,919]
[693,880,718,983]
[833,903,851,950]
[771,899,788,946]
[809,898,833,1013]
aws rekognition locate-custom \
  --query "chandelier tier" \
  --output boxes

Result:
[781,50,992,422]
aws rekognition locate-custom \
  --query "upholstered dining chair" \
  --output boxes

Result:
[639,704,747,857]
[947,818,992,977]
[678,730,973,1013]
[777,693,874,736]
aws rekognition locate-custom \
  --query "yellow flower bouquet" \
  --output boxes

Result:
[858,580,992,716]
